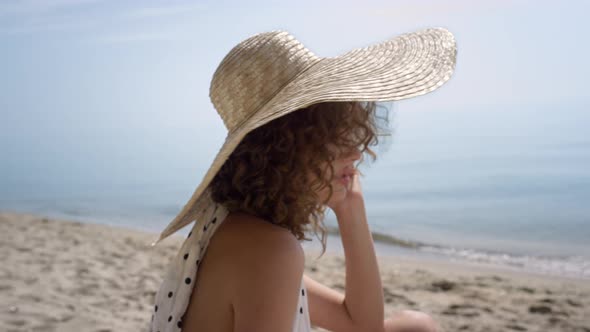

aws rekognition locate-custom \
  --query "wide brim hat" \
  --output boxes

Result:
[151,27,457,246]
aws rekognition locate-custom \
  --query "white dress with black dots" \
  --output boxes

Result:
[149,201,312,332]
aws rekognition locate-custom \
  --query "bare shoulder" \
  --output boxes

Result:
[207,212,305,281]
[222,213,305,331]
[221,212,304,260]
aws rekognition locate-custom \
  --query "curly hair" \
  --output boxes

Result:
[209,101,393,256]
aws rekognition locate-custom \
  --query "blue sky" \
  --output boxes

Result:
[1,0,589,189]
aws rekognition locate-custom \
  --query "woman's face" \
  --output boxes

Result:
[314,144,362,206]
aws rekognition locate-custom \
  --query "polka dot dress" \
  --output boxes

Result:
[149,200,311,332]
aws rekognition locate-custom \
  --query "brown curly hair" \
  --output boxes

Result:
[209,101,393,256]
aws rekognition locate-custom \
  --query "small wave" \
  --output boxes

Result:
[419,245,590,279]
[325,225,425,249]
[325,226,590,279]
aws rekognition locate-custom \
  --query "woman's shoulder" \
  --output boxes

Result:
[209,212,305,287]
[182,213,305,331]
[216,213,306,329]
[218,212,304,263]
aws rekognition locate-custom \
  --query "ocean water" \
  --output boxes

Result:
[1,103,589,279]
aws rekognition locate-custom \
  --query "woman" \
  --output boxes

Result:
[150,28,456,332]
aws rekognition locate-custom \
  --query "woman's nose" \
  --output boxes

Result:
[344,148,362,161]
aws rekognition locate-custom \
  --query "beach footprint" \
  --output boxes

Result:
[430,279,456,292]
[382,287,417,306]
[441,303,481,318]
[504,323,528,331]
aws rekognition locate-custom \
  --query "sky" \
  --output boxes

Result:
[0,0,589,190]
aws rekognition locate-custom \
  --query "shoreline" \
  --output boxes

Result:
[3,207,589,281]
[306,228,590,282]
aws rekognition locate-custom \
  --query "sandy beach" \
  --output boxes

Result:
[1,211,589,332]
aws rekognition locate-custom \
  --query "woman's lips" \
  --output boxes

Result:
[340,175,351,186]
[339,173,352,185]
[336,167,355,185]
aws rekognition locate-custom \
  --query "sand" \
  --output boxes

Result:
[1,211,589,332]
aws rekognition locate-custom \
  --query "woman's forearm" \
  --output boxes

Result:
[335,196,384,331]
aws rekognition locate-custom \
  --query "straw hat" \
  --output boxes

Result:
[151,27,457,246]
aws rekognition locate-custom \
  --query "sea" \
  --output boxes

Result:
[1,101,589,280]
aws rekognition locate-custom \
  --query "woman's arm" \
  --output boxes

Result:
[304,273,352,330]
[317,169,384,331]
[335,194,384,331]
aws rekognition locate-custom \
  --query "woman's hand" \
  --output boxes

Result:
[327,168,365,217]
